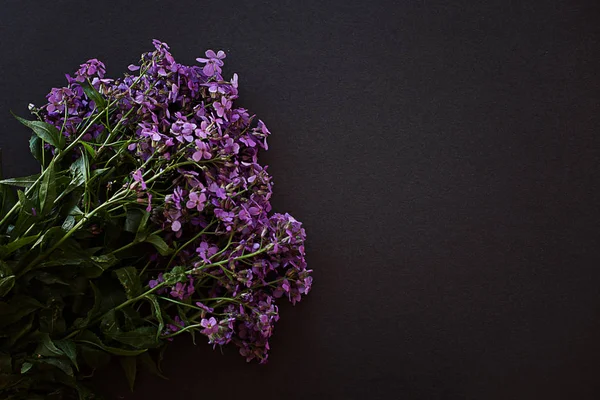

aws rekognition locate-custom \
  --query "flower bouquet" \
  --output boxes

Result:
[0,40,311,399]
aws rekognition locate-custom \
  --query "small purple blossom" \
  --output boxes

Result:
[196,50,226,76]
[132,169,147,190]
[200,317,219,336]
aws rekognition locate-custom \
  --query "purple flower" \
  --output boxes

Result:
[208,182,226,199]
[35,39,311,365]
[146,193,153,212]
[200,317,219,336]
[186,191,207,211]
[132,169,147,190]
[149,273,164,289]
[196,241,219,262]
[213,97,232,118]
[192,140,212,161]
[170,282,186,300]
[171,220,182,232]
[195,301,214,313]
[196,50,226,76]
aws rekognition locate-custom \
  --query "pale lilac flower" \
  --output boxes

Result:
[196,50,226,76]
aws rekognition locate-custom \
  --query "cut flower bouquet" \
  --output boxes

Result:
[0,40,311,399]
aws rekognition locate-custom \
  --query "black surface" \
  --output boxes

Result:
[1,1,600,399]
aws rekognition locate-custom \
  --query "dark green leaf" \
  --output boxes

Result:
[54,340,79,371]
[35,333,64,357]
[20,362,33,374]
[73,282,101,329]
[37,357,73,377]
[29,134,44,164]
[80,344,110,369]
[33,272,69,286]
[0,275,15,297]
[81,81,107,110]
[114,267,142,299]
[0,234,39,258]
[119,356,137,392]
[39,163,56,214]
[90,253,118,271]
[124,208,144,233]
[75,330,147,356]
[108,326,160,349]
[0,354,12,373]
[31,226,65,251]
[100,309,120,336]
[12,113,65,150]
[138,352,167,379]
[61,215,76,231]
[136,211,151,238]
[80,142,96,158]
[7,313,34,346]
[145,234,171,256]
[69,155,89,187]
[146,295,165,341]
[35,333,63,357]
[0,296,42,327]
[0,173,40,188]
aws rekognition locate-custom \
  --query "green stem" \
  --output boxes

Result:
[167,220,216,267]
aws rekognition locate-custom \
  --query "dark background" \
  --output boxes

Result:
[1,0,600,399]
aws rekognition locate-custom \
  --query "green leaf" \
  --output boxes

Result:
[100,309,120,336]
[37,357,73,377]
[20,362,33,374]
[31,226,65,250]
[80,344,110,369]
[0,173,40,188]
[0,234,39,258]
[35,333,64,357]
[81,81,107,110]
[119,356,137,392]
[80,142,96,158]
[0,295,43,327]
[145,234,171,256]
[108,326,160,349]
[124,208,144,233]
[138,351,168,380]
[75,330,147,356]
[7,313,34,346]
[73,282,101,329]
[0,276,15,297]
[114,267,142,299]
[61,215,76,231]
[12,113,65,150]
[0,354,12,373]
[90,253,118,271]
[29,134,44,165]
[136,211,151,236]
[54,340,79,371]
[39,163,56,214]
[146,295,165,341]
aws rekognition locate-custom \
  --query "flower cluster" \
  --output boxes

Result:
[37,39,311,364]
